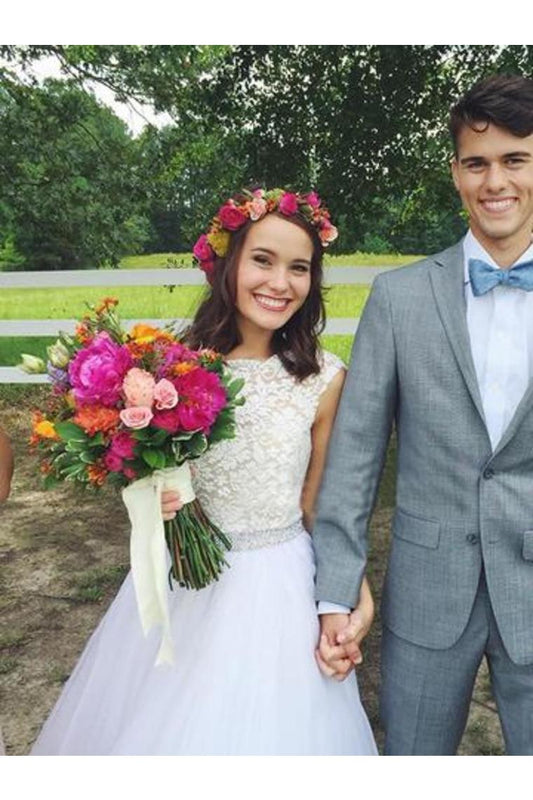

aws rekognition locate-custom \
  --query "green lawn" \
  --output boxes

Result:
[119,252,423,269]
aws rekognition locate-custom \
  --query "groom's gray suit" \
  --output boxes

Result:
[313,241,533,754]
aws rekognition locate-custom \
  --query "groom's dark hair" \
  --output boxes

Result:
[450,74,533,154]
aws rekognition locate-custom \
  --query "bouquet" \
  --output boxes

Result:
[22,298,245,661]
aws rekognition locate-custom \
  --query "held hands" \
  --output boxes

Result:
[315,579,375,681]
[160,490,183,521]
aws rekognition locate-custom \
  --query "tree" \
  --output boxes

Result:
[0,75,148,269]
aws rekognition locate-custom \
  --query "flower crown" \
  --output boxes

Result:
[192,187,338,282]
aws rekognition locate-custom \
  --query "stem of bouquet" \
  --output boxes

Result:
[164,499,232,591]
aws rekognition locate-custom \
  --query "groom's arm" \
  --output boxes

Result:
[313,274,398,609]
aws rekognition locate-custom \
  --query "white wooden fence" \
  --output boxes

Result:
[0,265,397,383]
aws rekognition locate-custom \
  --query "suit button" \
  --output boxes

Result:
[466,534,479,544]
[483,468,495,479]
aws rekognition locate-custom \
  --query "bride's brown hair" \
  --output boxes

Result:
[183,212,326,381]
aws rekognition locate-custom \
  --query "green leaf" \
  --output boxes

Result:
[55,421,88,443]
[185,433,208,457]
[141,448,166,469]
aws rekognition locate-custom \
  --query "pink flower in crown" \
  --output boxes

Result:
[319,219,339,245]
[109,430,136,460]
[193,234,215,263]
[218,203,248,230]
[120,406,153,429]
[252,188,265,198]
[123,367,156,408]
[201,260,216,284]
[278,192,299,216]
[306,191,321,209]
[68,331,133,408]
[249,197,268,221]
[154,378,178,409]
[174,368,227,434]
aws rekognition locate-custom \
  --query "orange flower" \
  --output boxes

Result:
[33,417,59,440]
[40,460,53,475]
[95,296,119,314]
[129,323,161,344]
[75,323,93,344]
[172,362,196,376]
[87,463,107,486]
[74,405,121,436]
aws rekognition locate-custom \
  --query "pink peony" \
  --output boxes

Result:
[109,430,136,459]
[123,467,137,480]
[319,219,338,244]
[249,197,267,221]
[104,450,124,473]
[119,406,153,429]
[68,332,133,408]
[193,234,215,263]
[154,378,178,409]
[306,191,321,209]
[218,203,248,230]
[201,260,215,284]
[123,367,156,408]
[174,367,226,434]
[158,343,198,379]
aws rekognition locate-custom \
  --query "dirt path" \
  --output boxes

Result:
[0,393,504,755]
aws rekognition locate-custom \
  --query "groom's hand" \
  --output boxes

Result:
[315,614,355,681]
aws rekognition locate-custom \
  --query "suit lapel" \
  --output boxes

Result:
[493,377,533,457]
[428,243,487,427]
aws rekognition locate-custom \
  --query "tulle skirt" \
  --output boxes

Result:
[31,529,377,755]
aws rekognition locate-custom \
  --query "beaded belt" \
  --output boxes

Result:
[227,519,306,551]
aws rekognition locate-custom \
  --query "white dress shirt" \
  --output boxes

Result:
[319,230,533,615]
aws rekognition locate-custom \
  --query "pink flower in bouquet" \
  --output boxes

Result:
[193,234,215,263]
[154,378,178,410]
[306,191,321,209]
[175,368,227,434]
[123,466,137,480]
[218,203,248,230]
[123,367,156,408]
[151,407,182,434]
[109,430,136,459]
[249,197,268,221]
[319,218,338,244]
[120,406,153,430]
[104,450,124,473]
[69,332,133,407]
[158,343,199,378]
[278,192,299,216]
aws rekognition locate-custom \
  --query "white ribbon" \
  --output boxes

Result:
[121,464,196,666]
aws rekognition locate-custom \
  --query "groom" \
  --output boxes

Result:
[313,74,533,755]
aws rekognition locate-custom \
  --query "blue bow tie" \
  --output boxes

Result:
[468,258,533,296]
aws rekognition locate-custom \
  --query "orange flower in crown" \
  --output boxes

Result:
[192,187,338,283]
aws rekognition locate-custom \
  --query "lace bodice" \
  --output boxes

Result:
[191,350,344,544]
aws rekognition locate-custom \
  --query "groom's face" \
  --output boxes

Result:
[452,122,533,256]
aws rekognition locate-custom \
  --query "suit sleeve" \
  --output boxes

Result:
[313,274,398,608]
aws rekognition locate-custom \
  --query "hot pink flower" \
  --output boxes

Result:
[218,203,248,230]
[249,197,267,221]
[278,192,299,216]
[109,430,136,459]
[174,368,226,434]
[154,378,178,409]
[193,234,215,263]
[152,407,182,433]
[306,191,321,209]
[123,367,156,408]
[104,450,124,473]
[68,332,133,407]
[119,406,153,429]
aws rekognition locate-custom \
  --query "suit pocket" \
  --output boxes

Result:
[522,531,533,561]
[393,507,440,549]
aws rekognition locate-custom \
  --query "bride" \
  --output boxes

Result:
[31,187,377,755]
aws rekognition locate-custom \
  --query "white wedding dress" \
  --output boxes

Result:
[31,351,377,755]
